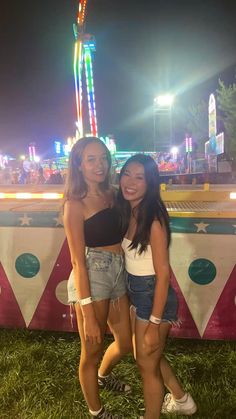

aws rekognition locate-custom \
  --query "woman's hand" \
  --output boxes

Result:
[83,314,102,345]
[143,322,161,355]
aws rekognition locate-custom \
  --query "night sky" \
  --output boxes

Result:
[1,0,236,156]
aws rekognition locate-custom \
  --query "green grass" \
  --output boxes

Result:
[0,329,236,419]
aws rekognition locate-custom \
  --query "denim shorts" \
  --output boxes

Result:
[67,248,126,303]
[126,273,178,323]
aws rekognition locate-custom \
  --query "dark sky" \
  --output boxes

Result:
[1,0,236,156]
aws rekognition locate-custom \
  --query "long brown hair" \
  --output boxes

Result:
[63,137,112,202]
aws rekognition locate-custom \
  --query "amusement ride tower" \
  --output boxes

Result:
[73,0,98,139]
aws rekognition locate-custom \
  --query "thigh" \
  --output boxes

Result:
[107,294,132,346]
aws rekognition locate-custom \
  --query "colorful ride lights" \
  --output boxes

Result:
[54,141,61,155]
[73,1,98,138]
[84,39,98,137]
[185,136,193,153]
[77,0,88,27]
[28,143,36,161]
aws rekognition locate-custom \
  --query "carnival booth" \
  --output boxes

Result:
[0,184,235,340]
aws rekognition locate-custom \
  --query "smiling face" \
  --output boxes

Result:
[120,161,147,207]
[79,141,110,185]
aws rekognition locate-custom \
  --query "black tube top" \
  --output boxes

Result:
[84,207,122,247]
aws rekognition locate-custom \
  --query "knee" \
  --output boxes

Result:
[81,348,103,368]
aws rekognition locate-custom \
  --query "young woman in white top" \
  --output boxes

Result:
[118,154,197,419]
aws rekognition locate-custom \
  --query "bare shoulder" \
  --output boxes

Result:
[63,199,86,255]
[151,219,163,233]
[150,219,167,244]
[63,199,84,220]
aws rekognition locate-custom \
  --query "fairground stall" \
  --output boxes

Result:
[0,184,235,340]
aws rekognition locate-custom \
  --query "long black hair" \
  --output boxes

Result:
[117,154,171,253]
[63,137,111,202]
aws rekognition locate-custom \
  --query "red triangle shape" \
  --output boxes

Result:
[203,264,236,340]
[169,269,201,339]
[29,240,77,332]
[0,262,26,328]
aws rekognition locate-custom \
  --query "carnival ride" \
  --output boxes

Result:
[73,0,98,139]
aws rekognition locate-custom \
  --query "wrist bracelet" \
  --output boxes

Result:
[149,314,162,325]
[77,296,93,306]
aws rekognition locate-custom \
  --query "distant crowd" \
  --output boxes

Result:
[0,165,65,185]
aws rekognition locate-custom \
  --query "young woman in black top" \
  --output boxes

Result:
[63,137,132,419]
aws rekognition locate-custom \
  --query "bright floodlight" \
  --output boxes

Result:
[170,146,178,155]
[154,94,174,108]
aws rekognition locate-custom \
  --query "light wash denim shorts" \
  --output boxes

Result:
[126,273,178,323]
[67,248,126,303]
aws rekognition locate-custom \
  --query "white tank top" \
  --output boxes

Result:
[122,237,155,276]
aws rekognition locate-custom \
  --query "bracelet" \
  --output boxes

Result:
[77,296,93,306]
[149,314,162,325]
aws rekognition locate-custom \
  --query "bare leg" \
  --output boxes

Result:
[131,308,186,404]
[99,294,132,376]
[75,300,109,411]
[160,355,185,399]
[130,305,137,359]
[135,320,170,419]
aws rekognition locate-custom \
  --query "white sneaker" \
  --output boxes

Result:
[162,392,197,415]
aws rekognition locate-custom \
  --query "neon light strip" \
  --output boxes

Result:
[77,0,88,26]
[0,193,63,200]
[73,43,80,133]
[74,40,84,138]
[84,48,98,137]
